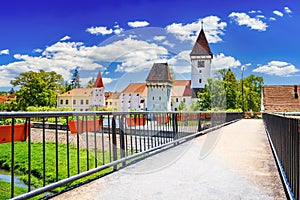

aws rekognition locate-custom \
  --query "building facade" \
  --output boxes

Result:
[119,83,147,111]
[146,63,173,111]
[190,28,213,98]
[57,72,105,111]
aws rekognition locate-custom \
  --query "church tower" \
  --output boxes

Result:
[190,25,213,98]
[92,71,105,107]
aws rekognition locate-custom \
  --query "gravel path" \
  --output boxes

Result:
[50,119,285,200]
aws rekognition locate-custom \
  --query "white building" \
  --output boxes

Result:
[190,27,213,98]
[146,63,172,111]
[171,80,192,111]
[57,71,105,111]
[119,83,147,111]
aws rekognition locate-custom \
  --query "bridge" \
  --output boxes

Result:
[0,111,296,199]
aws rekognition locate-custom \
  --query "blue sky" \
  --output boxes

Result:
[0,0,299,92]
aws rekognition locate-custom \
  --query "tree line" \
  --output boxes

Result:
[0,68,263,112]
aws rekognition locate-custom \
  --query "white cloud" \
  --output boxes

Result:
[162,40,175,48]
[128,21,150,28]
[86,26,113,35]
[166,16,227,43]
[256,15,265,19]
[153,36,166,41]
[33,48,43,53]
[269,17,276,21]
[103,77,113,84]
[253,61,299,76]
[167,50,191,73]
[211,53,241,70]
[0,49,9,55]
[273,10,284,17]
[229,12,267,31]
[284,7,292,14]
[114,28,124,35]
[249,10,262,14]
[60,35,71,41]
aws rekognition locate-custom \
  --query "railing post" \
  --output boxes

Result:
[172,113,178,140]
[197,113,202,132]
[112,115,118,170]
[119,114,126,167]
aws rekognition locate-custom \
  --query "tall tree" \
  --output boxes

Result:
[10,70,64,110]
[223,69,238,109]
[71,67,81,88]
[87,77,95,88]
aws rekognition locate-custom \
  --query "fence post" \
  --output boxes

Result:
[112,115,118,170]
[119,114,126,167]
[172,113,178,140]
[197,113,202,132]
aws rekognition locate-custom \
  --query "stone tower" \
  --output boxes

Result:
[190,27,213,98]
[92,71,105,107]
[146,63,173,111]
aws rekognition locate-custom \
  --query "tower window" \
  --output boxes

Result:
[199,70,202,73]
[198,61,205,68]
[199,79,202,83]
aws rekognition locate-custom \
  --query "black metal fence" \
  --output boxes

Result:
[0,111,242,199]
[263,113,299,199]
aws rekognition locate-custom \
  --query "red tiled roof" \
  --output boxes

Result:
[93,71,104,88]
[190,29,213,57]
[0,96,7,103]
[58,88,92,97]
[171,80,192,97]
[122,83,147,94]
[146,63,172,83]
[263,85,300,112]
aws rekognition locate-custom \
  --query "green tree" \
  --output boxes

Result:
[10,70,64,110]
[223,69,238,109]
[178,100,187,111]
[71,67,81,88]
[87,77,95,88]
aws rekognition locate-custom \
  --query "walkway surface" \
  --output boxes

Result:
[51,119,285,200]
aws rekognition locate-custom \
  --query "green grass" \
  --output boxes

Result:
[0,142,113,199]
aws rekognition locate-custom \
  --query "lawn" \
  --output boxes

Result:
[0,142,113,198]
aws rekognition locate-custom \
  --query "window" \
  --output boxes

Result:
[176,98,178,102]
[73,100,76,105]
[60,100,63,105]
[86,100,89,104]
[110,102,112,105]
[81,100,84,105]
[198,61,204,68]
[159,96,161,100]
[106,102,108,106]
[183,98,185,103]
[152,97,154,100]
[199,79,202,83]
[66,100,69,105]
[199,70,202,73]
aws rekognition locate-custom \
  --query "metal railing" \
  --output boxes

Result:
[263,113,299,200]
[0,111,242,199]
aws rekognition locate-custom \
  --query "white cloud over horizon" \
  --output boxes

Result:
[128,21,150,28]
[212,53,241,70]
[284,7,292,14]
[86,26,113,35]
[60,35,71,41]
[166,16,227,43]
[0,49,9,55]
[253,61,299,76]
[273,10,284,17]
[229,12,268,31]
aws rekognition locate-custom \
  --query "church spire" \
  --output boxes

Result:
[93,71,104,88]
[190,24,213,58]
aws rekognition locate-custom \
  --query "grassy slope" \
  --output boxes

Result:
[0,142,112,198]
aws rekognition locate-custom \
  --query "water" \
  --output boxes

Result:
[0,169,29,188]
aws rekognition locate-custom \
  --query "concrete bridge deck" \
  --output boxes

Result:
[51,119,285,200]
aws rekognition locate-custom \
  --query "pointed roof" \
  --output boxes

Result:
[190,29,213,57]
[93,71,104,88]
[146,63,172,83]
